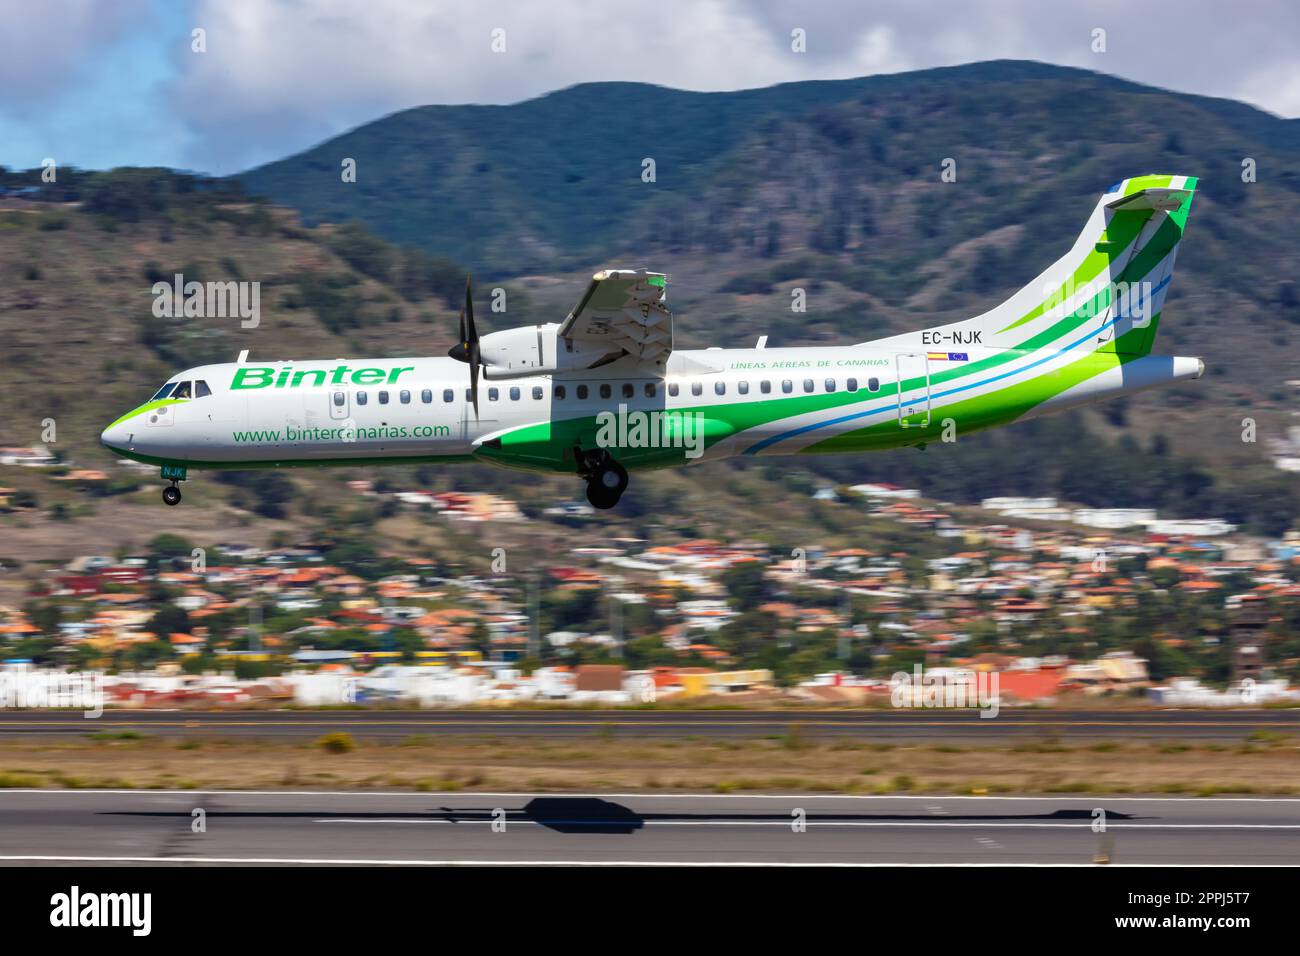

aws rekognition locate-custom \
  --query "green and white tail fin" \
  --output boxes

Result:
[867,174,1197,357]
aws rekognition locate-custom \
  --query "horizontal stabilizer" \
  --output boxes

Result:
[1105,187,1191,212]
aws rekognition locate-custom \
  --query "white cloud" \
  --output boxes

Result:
[1233,61,1300,118]
[173,0,826,171]
[849,26,913,75]
[0,0,150,117]
[3,0,1296,173]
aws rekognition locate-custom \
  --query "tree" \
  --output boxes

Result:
[720,562,769,613]
[149,533,194,566]
[147,604,190,640]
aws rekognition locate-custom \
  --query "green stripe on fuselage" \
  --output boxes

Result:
[103,446,477,470]
[804,343,1142,454]
[106,398,186,430]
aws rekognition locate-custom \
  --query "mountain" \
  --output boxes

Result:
[237,60,1300,268]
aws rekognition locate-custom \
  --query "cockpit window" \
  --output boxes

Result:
[172,381,192,400]
[194,380,212,398]
[151,382,176,401]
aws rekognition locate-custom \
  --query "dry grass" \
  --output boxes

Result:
[0,732,1296,795]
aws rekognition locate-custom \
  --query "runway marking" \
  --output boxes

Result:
[311,819,1300,829]
[1,788,1299,802]
[0,719,1294,729]
[0,855,1283,867]
[2,707,1289,716]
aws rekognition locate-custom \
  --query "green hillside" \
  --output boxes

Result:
[237,60,1300,270]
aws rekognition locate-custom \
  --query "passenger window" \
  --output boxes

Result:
[555,386,566,400]
[644,383,656,398]
[803,379,815,393]
[400,390,411,404]
[442,389,453,402]
[577,385,589,400]
[172,381,192,400]
[378,390,389,404]
[738,381,749,395]
[868,377,880,392]
[760,381,771,394]
[669,383,679,397]
[714,381,726,396]
[532,386,543,400]
[781,380,793,394]
[151,382,176,400]
[333,391,345,407]
[194,380,212,398]
[422,389,433,403]
[599,384,612,399]
[847,378,858,392]
[824,378,836,393]
[357,391,368,405]
[489,387,499,402]
[691,382,703,397]
[509,387,520,401]
[622,383,634,399]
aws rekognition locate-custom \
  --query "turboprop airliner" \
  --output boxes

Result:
[101,174,1204,509]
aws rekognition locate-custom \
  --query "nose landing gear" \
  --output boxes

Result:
[575,447,628,510]
[160,464,187,506]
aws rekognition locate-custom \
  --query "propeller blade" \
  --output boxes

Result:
[448,274,480,419]
[464,275,477,344]
[469,342,480,420]
[449,309,469,362]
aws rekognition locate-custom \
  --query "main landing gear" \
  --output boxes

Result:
[576,448,628,510]
[160,464,187,506]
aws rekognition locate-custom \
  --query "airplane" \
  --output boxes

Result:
[101,174,1204,510]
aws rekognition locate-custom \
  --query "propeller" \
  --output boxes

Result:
[447,275,480,418]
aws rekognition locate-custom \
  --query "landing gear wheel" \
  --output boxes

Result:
[585,481,617,510]
[584,459,628,510]
[162,484,182,506]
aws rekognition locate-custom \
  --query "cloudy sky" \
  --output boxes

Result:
[2,0,1296,176]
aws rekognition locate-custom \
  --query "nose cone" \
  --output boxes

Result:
[100,422,130,453]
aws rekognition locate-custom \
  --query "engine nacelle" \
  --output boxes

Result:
[478,323,620,379]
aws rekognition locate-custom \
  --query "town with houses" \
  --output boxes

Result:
[2,442,1298,712]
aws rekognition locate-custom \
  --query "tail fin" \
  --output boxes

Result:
[869,175,1197,356]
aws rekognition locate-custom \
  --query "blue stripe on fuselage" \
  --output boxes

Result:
[743,275,1169,454]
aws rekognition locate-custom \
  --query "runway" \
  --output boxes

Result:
[0,790,1295,865]
[0,708,1294,741]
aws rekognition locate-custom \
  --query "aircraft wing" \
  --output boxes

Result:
[557,269,672,368]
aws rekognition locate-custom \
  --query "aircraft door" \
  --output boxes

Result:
[895,353,931,428]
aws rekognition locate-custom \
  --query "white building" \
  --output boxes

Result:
[1072,508,1157,529]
